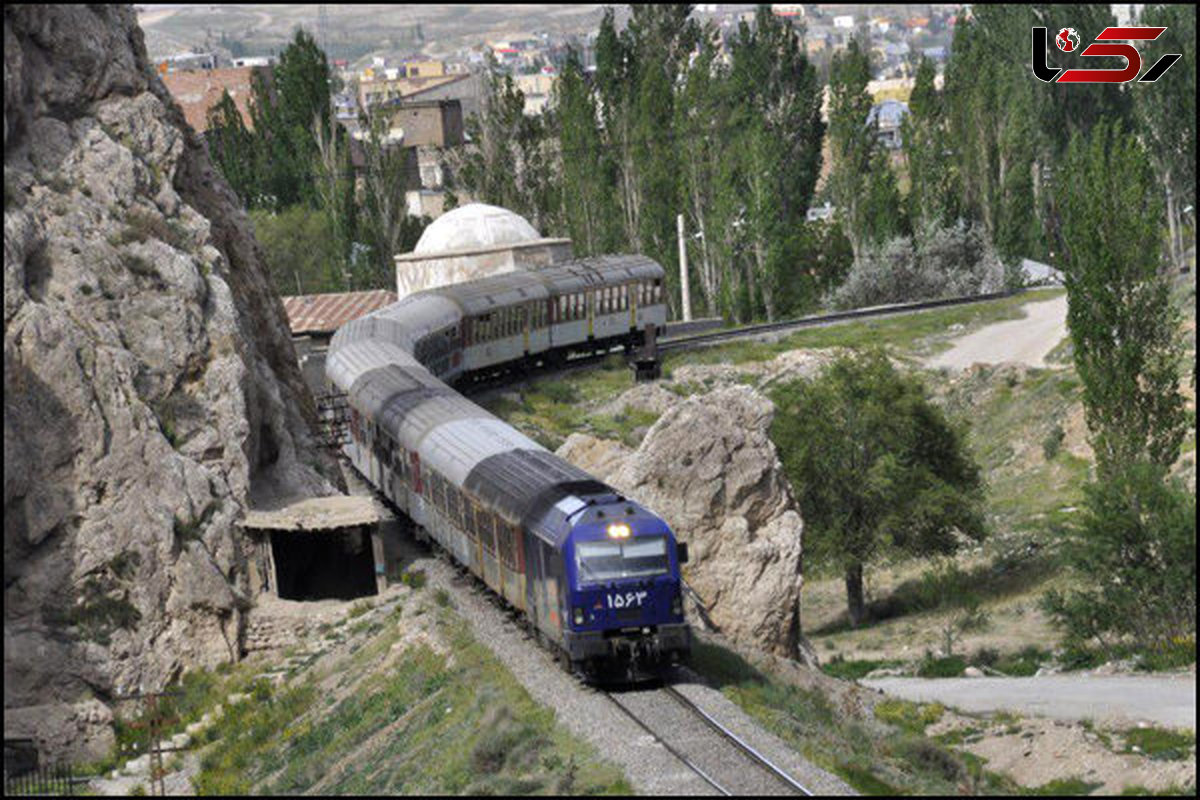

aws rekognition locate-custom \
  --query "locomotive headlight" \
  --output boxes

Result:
[671,591,682,617]
[607,522,631,539]
[573,607,584,626]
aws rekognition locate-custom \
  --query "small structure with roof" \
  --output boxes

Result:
[393,202,572,298]
[241,495,395,600]
[281,289,398,395]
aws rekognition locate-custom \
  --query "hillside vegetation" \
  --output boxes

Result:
[95,581,630,795]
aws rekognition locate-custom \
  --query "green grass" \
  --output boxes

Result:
[820,657,905,681]
[1119,783,1198,796]
[874,698,946,733]
[916,655,966,678]
[1029,776,1105,795]
[687,640,1016,794]
[1119,726,1195,761]
[192,607,629,795]
[662,289,1062,370]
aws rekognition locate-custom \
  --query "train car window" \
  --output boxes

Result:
[481,512,496,553]
[446,484,459,524]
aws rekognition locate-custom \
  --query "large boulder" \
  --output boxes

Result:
[559,385,809,661]
[4,5,340,761]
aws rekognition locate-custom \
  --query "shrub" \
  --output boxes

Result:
[1121,726,1195,761]
[821,657,904,681]
[1042,466,1195,654]
[1042,424,1066,461]
[830,220,1004,309]
[400,568,427,590]
[874,699,945,732]
[534,380,577,405]
[917,655,966,678]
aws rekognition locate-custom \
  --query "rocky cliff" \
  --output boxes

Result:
[559,386,811,663]
[4,4,340,760]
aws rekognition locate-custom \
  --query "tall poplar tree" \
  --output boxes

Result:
[1052,121,1187,477]
[1136,4,1196,272]
[902,57,953,232]
[554,49,620,255]
[829,38,903,256]
[728,6,825,319]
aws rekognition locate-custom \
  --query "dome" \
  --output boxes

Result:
[413,203,542,255]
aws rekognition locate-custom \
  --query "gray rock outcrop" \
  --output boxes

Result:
[559,385,809,661]
[4,5,340,761]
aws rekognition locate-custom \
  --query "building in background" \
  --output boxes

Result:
[393,203,571,299]
[281,289,398,396]
[160,65,272,134]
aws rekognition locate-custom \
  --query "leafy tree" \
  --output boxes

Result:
[829,38,903,256]
[902,57,954,231]
[1052,121,1187,476]
[357,113,426,290]
[205,90,258,206]
[675,21,734,318]
[727,6,825,320]
[249,205,342,295]
[450,61,555,230]
[249,28,333,210]
[771,350,986,626]
[1043,120,1193,654]
[626,4,697,315]
[553,48,621,255]
[1136,4,1196,272]
[1042,465,1196,652]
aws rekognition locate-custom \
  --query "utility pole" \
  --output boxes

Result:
[677,213,692,322]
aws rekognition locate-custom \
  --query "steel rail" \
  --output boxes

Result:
[658,289,1027,353]
[662,685,813,796]
[601,690,732,796]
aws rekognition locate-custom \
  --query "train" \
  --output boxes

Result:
[326,254,692,679]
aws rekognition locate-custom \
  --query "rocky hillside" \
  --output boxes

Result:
[4,4,340,761]
[559,386,811,663]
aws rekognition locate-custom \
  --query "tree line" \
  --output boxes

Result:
[450,4,1194,324]
[204,29,427,296]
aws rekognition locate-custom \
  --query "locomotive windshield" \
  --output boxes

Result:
[576,536,670,582]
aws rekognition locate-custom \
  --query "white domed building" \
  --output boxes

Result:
[393,203,572,298]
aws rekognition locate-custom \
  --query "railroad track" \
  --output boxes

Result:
[658,289,1025,353]
[602,682,813,796]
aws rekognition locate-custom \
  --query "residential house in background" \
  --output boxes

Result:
[867,98,910,149]
[514,72,557,116]
[160,65,272,134]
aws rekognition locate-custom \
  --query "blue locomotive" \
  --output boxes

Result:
[326,254,690,679]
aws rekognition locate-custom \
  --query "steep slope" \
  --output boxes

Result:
[4,4,340,760]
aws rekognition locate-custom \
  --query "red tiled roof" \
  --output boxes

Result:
[161,66,269,133]
[281,289,398,335]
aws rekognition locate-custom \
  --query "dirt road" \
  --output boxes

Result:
[926,293,1068,369]
[862,674,1195,730]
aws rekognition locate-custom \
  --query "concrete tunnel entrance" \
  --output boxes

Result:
[242,496,392,601]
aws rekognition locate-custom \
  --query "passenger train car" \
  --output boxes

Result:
[326,255,690,678]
